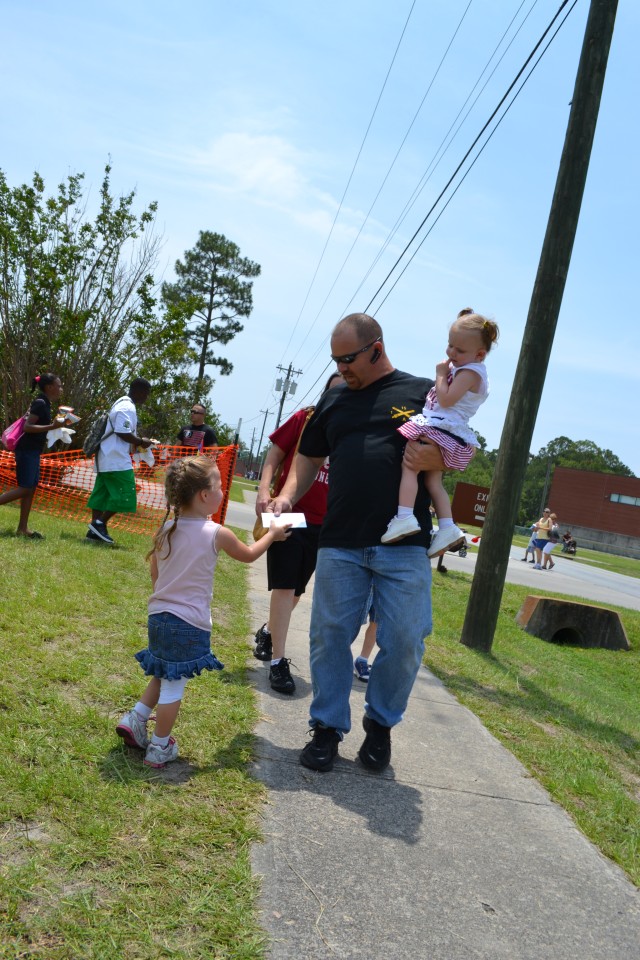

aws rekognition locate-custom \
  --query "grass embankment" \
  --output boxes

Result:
[229,479,257,504]
[0,513,265,959]
[429,568,640,885]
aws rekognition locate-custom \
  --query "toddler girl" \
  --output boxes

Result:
[382,308,499,556]
[116,456,291,768]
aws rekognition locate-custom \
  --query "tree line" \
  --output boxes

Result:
[443,434,634,525]
[0,164,259,445]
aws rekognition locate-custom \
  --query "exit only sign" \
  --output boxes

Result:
[451,481,491,527]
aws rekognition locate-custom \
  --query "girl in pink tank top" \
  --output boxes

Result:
[116,456,291,768]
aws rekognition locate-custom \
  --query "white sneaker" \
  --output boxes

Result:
[116,710,149,750]
[381,515,421,544]
[144,737,179,768]
[428,525,465,558]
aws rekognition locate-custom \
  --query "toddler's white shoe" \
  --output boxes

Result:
[381,515,421,544]
[144,737,179,768]
[116,709,149,750]
[428,525,465,558]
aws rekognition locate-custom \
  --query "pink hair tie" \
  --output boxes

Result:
[35,375,41,382]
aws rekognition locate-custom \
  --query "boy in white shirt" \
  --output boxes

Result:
[86,378,153,545]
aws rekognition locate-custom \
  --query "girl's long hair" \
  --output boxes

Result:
[146,456,219,561]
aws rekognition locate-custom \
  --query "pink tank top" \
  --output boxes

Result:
[148,518,220,631]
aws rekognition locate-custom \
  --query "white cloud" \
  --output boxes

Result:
[190,132,309,204]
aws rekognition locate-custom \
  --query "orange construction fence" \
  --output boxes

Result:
[0,445,239,535]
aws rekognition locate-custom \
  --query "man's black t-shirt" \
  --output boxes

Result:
[16,395,51,453]
[177,424,218,449]
[298,369,434,548]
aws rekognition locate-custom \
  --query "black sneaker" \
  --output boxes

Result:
[88,519,114,544]
[253,623,272,661]
[300,725,340,772]
[269,658,295,695]
[358,715,391,771]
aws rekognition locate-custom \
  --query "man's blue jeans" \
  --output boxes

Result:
[309,546,432,735]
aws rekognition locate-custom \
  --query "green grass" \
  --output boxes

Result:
[2,507,639,958]
[0,512,266,959]
[429,568,640,884]
[228,479,257,503]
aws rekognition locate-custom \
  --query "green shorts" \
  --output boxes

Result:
[88,470,137,513]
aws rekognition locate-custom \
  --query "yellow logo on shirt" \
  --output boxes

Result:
[390,405,415,421]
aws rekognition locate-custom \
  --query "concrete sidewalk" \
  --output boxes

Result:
[247,556,639,959]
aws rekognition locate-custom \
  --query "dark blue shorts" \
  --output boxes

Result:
[15,449,41,489]
[135,612,224,680]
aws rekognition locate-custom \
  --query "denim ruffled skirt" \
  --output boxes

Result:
[135,612,224,680]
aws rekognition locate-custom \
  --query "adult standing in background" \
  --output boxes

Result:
[541,513,560,569]
[532,506,552,569]
[177,404,218,451]
[86,378,153,546]
[270,313,444,773]
[0,372,71,539]
[253,372,344,695]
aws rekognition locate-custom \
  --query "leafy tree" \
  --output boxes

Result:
[0,165,223,449]
[161,231,261,388]
[0,165,165,424]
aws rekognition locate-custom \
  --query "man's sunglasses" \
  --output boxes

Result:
[191,409,204,415]
[331,337,381,365]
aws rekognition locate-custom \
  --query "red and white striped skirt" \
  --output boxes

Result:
[397,421,475,470]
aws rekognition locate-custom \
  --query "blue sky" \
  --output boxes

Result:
[3,1,638,474]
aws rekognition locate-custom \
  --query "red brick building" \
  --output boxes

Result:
[547,468,640,557]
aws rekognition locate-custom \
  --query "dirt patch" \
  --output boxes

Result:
[2,821,53,844]
[532,720,559,737]
[519,664,539,677]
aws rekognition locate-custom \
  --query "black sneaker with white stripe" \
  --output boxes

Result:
[88,519,114,544]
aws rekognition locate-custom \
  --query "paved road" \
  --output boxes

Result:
[227,494,639,615]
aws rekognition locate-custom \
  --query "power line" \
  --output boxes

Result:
[364,0,576,312]
[292,0,543,379]
[290,0,579,407]
[373,1,580,312]
[276,0,418,365]
[288,0,477,368]
[334,0,540,316]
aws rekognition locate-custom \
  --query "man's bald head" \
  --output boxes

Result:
[333,313,383,345]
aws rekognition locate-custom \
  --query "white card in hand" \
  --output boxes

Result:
[261,513,307,529]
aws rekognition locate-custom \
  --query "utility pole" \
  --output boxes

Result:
[247,428,256,475]
[460,0,619,653]
[256,409,271,480]
[274,363,302,429]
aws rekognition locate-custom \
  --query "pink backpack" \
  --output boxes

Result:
[1,416,27,451]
